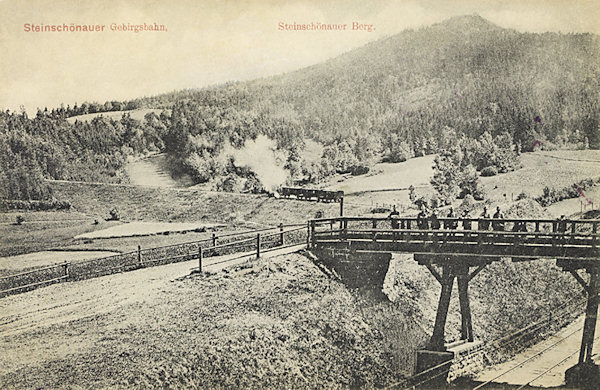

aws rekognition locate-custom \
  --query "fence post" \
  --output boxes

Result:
[256,233,261,258]
[256,233,260,259]
[212,232,217,247]
[279,223,284,246]
[199,247,203,273]
[311,220,316,248]
[63,262,69,280]
[307,221,311,247]
[137,245,142,266]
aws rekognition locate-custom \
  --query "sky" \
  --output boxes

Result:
[0,0,598,113]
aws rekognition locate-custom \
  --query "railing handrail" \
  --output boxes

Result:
[310,216,600,224]
[202,226,306,252]
[313,228,600,238]
[0,261,69,281]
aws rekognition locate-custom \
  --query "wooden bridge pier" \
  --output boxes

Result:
[414,255,487,383]
[416,255,485,352]
[559,262,600,388]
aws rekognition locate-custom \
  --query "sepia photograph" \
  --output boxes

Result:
[1,0,600,388]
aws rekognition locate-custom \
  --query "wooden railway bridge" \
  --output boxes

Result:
[307,215,600,387]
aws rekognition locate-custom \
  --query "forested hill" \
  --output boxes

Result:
[156,15,598,187]
[2,15,599,201]
[234,14,599,151]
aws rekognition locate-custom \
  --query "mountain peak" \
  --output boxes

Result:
[432,14,501,33]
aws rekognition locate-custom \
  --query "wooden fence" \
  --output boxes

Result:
[0,223,307,298]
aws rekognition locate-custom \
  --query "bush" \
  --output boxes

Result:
[516,192,528,201]
[481,166,498,177]
[243,175,263,193]
[535,178,600,207]
[108,207,121,221]
[0,198,71,211]
[217,175,243,193]
[15,215,24,225]
[387,141,414,163]
[349,164,370,176]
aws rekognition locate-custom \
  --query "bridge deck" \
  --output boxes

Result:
[310,217,600,265]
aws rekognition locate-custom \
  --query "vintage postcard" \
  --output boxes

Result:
[1,0,600,388]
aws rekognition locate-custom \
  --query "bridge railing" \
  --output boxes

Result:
[310,216,600,234]
[308,216,600,252]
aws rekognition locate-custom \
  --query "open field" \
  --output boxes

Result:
[2,181,359,258]
[481,150,600,203]
[0,217,121,257]
[49,181,364,224]
[322,154,436,208]
[125,154,194,188]
[319,151,600,213]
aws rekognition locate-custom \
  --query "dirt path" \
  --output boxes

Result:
[0,244,306,339]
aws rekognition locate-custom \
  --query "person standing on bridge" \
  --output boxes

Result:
[417,207,429,230]
[492,206,505,231]
[479,206,490,230]
[462,209,472,230]
[445,207,458,229]
[430,209,441,229]
[557,215,568,233]
[388,205,400,229]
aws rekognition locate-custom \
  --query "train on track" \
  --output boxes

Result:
[276,187,344,203]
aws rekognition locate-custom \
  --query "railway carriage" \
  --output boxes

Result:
[278,187,343,203]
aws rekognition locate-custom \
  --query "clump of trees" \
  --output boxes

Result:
[535,178,600,207]
[431,130,520,204]
[0,109,170,202]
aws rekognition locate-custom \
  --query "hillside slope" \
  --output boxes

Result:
[0,253,424,389]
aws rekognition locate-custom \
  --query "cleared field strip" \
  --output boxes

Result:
[74,221,226,239]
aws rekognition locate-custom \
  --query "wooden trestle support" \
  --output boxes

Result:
[559,261,600,389]
[416,256,486,352]
[419,257,600,388]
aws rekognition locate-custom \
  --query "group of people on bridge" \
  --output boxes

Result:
[387,205,567,233]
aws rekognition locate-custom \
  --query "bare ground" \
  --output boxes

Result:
[0,250,424,389]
